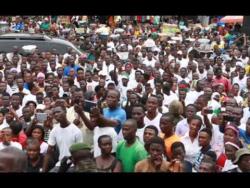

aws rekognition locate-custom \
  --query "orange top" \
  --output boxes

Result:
[160,133,180,160]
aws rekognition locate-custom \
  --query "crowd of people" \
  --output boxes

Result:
[0,15,250,173]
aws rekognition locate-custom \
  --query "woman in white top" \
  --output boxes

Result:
[0,110,9,131]
[28,125,48,155]
[181,115,202,164]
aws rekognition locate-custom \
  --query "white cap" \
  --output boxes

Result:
[152,47,161,52]
[212,92,220,99]
[36,104,45,110]
[177,50,183,55]
[98,70,107,76]
[236,61,243,68]
[168,40,176,44]
[121,75,129,80]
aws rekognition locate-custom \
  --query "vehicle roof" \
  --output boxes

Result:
[0,33,47,38]
[0,33,53,41]
[0,32,83,55]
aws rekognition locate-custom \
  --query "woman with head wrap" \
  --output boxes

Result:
[216,123,243,172]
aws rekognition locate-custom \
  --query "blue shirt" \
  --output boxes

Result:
[63,65,80,76]
[239,129,250,147]
[103,106,126,134]
[15,22,24,31]
[24,83,30,90]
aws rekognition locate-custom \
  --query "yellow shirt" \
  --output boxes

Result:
[245,65,250,75]
[160,133,180,159]
[211,41,225,50]
[134,30,141,38]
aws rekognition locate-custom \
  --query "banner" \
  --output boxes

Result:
[161,23,180,36]
[58,16,70,24]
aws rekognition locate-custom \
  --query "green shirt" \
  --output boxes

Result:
[116,139,148,172]
[40,22,50,31]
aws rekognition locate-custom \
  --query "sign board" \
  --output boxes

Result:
[58,16,70,24]
[161,23,180,37]
[75,28,85,34]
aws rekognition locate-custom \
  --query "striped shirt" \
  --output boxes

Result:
[44,129,51,143]
[193,145,212,172]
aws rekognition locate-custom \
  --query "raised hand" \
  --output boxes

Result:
[74,103,83,114]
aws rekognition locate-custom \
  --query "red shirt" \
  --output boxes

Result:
[216,153,227,172]
[213,76,232,93]
[12,131,27,149]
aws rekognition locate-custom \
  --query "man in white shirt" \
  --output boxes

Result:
[6,46,22,62]
[47,59,58,75]
[239,49,249,66]
[175,67,190,84]
[162,82,178,108]
[0,127,22,150]
[240,97,250,127]
[13,78,31,96]
[232,67,247,92]
[0,118,9,131]
[102,55,115,80]
[139,48,148,62]
[154,61,164,76]
[10,93,23,118]
[143,51,156,67]
[118,75,130,103]
[128,70,143,91]
[197,62,207,80]
[144,96,162,133]
[59,82,71,98]
[175,104,197,137]
[85,70,99,92]
[22,85,38,107]
[178,50,189,68]
[42,105,83,172]
[129,105,147,144]
[176,50,183,64]
[185,80,204,106]
[6,74,18,94]
[0,80,13,96]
